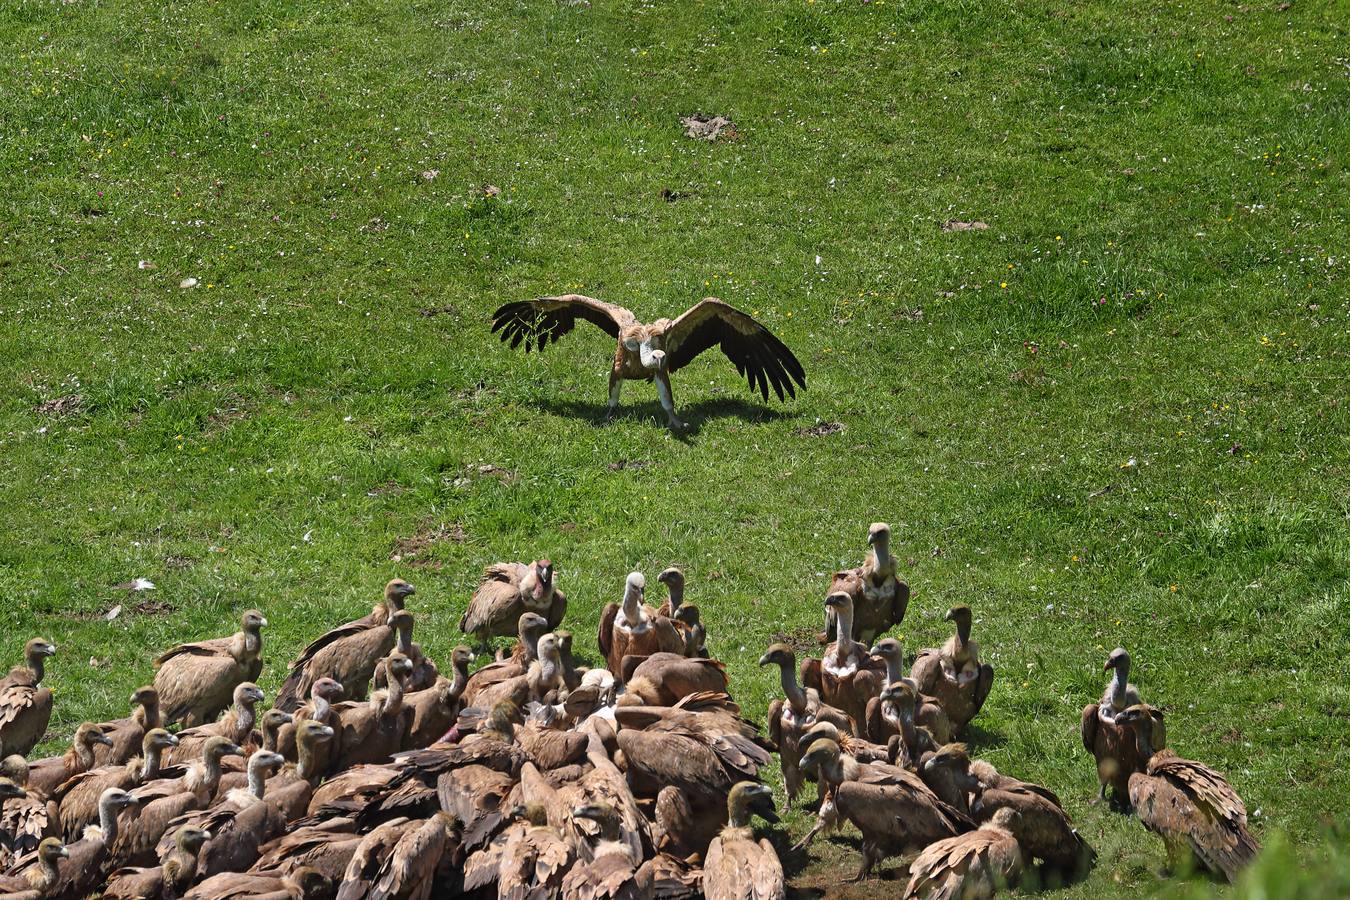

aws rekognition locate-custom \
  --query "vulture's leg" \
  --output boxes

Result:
[605,372,622,420]
[654,372,684,430]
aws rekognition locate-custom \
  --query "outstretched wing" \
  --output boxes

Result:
[662,298,806,401]
[491,295,636,352]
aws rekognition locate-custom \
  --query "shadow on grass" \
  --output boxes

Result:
[960,722,1007,753]
[537,396,796,437]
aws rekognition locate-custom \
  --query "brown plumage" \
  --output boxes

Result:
[461,613,549,707]
[622,653,728,706]
[702,783,784,900]
[559,803,654,900]
[184,866,328,900]
[597,573,685,680]
[462,803,571,900]
[33,789,140,900]
[253,819,360,886]
[869,682,939,771]
[372,618,438,695]
[460,560,566,645]
[1081,648,1156,809]
[331,814,454,900]
[909,605,994,735]
[823,523,909,646]
[329,654,414,771]
[103,824,210,900]
[0,777,41,871]
[154,612,266,728]
[758,644,854,810]
[799,593,887,728]
[903,807,1024,900]
[52,729,179,841]
[23,724,114,800]
[799,737,974,880]
[93,687,162,768]
[963,757,1094,876]
[402,646,473,751]
[916,743,977,815]
[865,638,954,744]
[1118,704,1259,883]
[112,737,244,868]
[654,567,686,618]
[275,580,415,712]
[0,638,57,759]
[0,835,67,899]
[276,679,343,779]
[492,294,805,430]
[165,683,266,768]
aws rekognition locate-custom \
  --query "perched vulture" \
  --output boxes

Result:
[0,638,57,758]
[0,836,67,899]
[462,803,572,899]
[22,722,114,799]
[1117,705,1260,883]
[865,638,953,744]
[460,559,566,645]
[798,737,973,880]
[622,653,728,706]
[799,592,887,728]
[185,865,329,900]
[874,682,938,771]
[52,728,179,841]
[655,567,686,618]
[597,573,684,680]
[103,824,210,900]
[275,580,416,712]
[702,782,785,900]
[491,294,805,430]
[824,523,909,646]
[966,756,1095,876]
[1081,650,1165,810]
[93,686,162,767]
[276,678,344,777]
[154,611,266,727]
[461,613,549,708]
[758,644,853,809]
[559,802,655,899]
[915,743,977,816]
[909,605,994,735]
[330,654,415,771]
[402,646,473,751]
[165,682,266,767]
[31,789,140,900]
[903,807,1024,900]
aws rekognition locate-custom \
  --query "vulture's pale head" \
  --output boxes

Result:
[37,837,68,863]
[450,646,474,670]
[76,722,114,750]
[261,709,292,730]
[203,737,245,763]
[867,522,891,545]
[311,678,344,703]
[241,610,267,631]
[799,737,841,775]
[536,633,560,661]
[175,825,211,852]
[868,638,902,661]
[101,787,140,811]
[945,605,972,625]
[922,743,971,774]
[1105,647,1131,673]
[518,612,549,638]
[386,652,414,679]
[728,781,779,825]
[385,579,416,606]
[534,559,554,585]
[674,604,701,627]
[145,728,180,752]
[248,749,286,776]
[824,591,853,613]
[130,686,158,708]
[234,682,265,707]
[758,643,795,668]
[24,638,56,660]
[625,571,646,595]
[880,680,917,706]
[298,721,335,745]
[657,567,685,588]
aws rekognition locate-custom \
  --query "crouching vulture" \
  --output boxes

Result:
[909,605,994,735]
[103,825,210,900]
[92,686,161,767]
[0,638,57,758]
[154,611,266,727]
[1116,704,1260,883]
[490,294,805,430]
[824,523,909,645]
[865,637,954,745]
[703,783,785,900]
[0,836,67,899]
[560,803,655,899]
[459,559,566,646]
[276,580,415,712]
[903,807,1024,900]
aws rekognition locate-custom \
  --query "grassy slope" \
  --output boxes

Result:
[1,0,1347,894]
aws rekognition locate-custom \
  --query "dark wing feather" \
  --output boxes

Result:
[490,295,635,352]
[662,298,806,401]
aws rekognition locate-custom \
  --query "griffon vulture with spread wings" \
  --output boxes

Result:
[491,295,806,429]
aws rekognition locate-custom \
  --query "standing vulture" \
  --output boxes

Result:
[909,605,994,735]
[823,523,909,645]
[490,295,806,430]
[459,559,566,647]
[276,581,415,712]
[1081,648,1163,810]
[597,573,684,680]
[865,638,954,745]
[758,644,853,810]
[92,687,161,768]
[799,593,887,729]
[702,783,785,900]
[1116,705,1260,883]
[0,638,57,758]
[154,611,266,727]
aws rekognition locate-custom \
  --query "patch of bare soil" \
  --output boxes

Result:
[35,394,83,416]
[680,114,738,141]
[941,220,989,232]
[795,421,845,437]
[391,521,467,568]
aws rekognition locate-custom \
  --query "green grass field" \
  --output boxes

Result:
[1,0,1347,895]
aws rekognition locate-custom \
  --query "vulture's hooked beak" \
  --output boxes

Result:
[638,341,665,370]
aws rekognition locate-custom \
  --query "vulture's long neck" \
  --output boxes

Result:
[73,736,97,770]
[666,581,684,611]
[882,655,905,684]
[296,738,321,783]
[140,746,164,780]
[247,759,270,799]
[1109,662,1131,710]
[833,608,856,657]
[242,627,261,659]
[522,630,542,661]
[870,539,892,577]
[394,628,413,655]
[25,652,45,684]
[535,652,560,690]
[447,660,470,702]
[954,618,971,647]
[621,588,644,627]
[136,700,160,730]
[381,676,405,719]
[35,854,60,890]
[727,798,752,829]
[231,702,256,742]
[97,797,121,844]
[777,662,808,716]
[311,694,332,723]
[263,721,282,753]
[198,752,225,794]
[1133,720,1157,762]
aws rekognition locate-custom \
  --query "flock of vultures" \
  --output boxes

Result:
[0,523,1259,899]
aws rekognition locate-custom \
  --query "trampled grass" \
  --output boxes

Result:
[1,0,1347,895]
